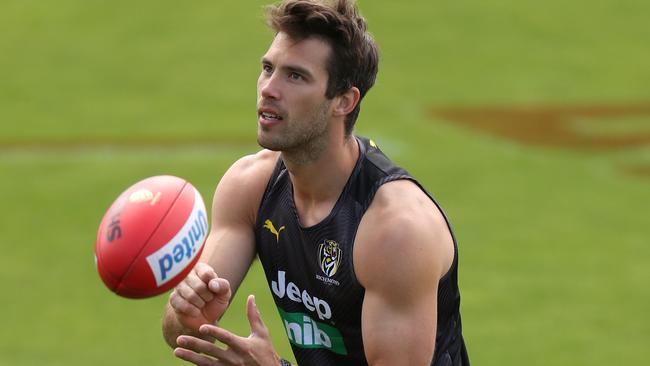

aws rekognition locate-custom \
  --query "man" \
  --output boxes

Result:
[162,0,469,365]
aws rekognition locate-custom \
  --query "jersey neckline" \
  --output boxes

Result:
[286,136,366,231]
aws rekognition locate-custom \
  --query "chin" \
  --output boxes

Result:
[257,134,282,151]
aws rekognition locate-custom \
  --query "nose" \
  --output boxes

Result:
[258,72,281,100]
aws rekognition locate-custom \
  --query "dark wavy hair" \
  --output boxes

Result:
[265,0,379,135]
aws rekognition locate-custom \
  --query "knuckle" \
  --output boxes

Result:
[199,289,215,302]
[178,282,208,308]
[182,303,199,316]
[197,263,217,280]
[170,296,184,311]
[187,292,206,308]
[169,293,182,307]
[187,276,213,298]
[171,296,197,315]
[169,289,178,301]
[176,280,190,294]
[188,270,203,285]
[196,262,211,275]
[176,285,190,300]
[194,288,214,303]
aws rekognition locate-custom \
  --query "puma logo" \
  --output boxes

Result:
[263,219,285,243]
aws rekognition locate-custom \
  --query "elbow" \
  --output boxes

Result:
[161,317,178,348]
[161,305,182,349]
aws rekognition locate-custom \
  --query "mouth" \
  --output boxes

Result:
[259,111,283,121]
[258,107,285,127]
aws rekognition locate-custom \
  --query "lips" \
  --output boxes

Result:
[260,111,282,120]
[258,106,285,127]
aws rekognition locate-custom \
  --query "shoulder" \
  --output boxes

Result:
[222,149,280,182]
[211,149,280,226]
[353,179,454,289]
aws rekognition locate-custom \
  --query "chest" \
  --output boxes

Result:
[255,178,366,342]
[256,186,365,298]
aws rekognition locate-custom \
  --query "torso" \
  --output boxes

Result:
[254,136,468,365]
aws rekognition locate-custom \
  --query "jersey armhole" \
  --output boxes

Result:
[350,174,459,288]
[255,156,286,228]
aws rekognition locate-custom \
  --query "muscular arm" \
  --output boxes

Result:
[162,150,279,348]
[354,180,455,366]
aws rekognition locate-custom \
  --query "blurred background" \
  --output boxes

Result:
[1,0,648,364]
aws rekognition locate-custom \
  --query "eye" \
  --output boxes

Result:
[262,63,273,74]
[289,72,304,81]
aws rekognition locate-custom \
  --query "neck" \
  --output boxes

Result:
[283,134,359,216]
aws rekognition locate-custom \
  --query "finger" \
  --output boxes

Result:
[185,271,215,303]
[195,262,218,284]
[174,347,225,366]
[176,281,206,309]
[208,278,231,299]
[199,324,247,353]
[176,335,237,364]
[246,295,269,336]
[169,289,201,317]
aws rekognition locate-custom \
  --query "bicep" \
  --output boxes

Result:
[362,284,438,366]
[356,181,453,365]
[198,151,277,295]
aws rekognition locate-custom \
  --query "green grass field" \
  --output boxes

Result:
[1,0,649,365]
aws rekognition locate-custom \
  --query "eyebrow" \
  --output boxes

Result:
[261,57,314,80]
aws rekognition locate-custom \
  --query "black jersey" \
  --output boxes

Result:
[255,136,469,366]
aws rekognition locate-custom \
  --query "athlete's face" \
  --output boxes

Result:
[256,32,334,152]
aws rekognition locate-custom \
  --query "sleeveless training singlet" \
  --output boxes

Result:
[255,136,469,366]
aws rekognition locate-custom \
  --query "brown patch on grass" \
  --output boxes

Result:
[430,103,650,176]
[431,103,650,150]
[618,164,650,178]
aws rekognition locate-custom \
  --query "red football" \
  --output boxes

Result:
[95,175,209,298]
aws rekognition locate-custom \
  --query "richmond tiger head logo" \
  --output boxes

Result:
[318,240,342,278]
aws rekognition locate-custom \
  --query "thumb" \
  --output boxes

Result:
[246,295,268,336]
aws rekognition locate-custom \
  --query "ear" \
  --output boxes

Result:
[332,87,361,118]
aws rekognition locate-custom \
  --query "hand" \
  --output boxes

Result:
[174,295,282,366]
[169,262,232,332]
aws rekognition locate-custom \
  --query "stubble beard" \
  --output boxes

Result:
[257,100,332,165]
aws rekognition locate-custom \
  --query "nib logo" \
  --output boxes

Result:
[277,308,347,356]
